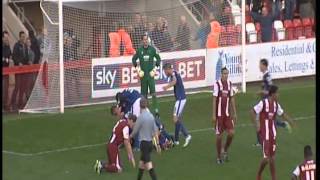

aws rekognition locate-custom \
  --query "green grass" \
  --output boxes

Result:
[3,78,316,180]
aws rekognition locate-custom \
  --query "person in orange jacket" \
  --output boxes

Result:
[108,22,136,57]
[206,16,221,49]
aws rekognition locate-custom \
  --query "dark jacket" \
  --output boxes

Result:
[12,41,27,66]
[251,11,279,42]
[2,44,11,67]
[30,37,41,64]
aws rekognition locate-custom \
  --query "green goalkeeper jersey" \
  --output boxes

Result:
[132,45,161,77]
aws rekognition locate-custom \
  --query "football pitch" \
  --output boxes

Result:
[3,77,315,180]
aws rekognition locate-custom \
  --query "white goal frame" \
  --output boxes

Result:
[36,0,247,114]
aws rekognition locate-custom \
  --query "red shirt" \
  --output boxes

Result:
[293,160,316,180]
[253,98,284,141]
[109,119,130,146]
[213,80,234,118]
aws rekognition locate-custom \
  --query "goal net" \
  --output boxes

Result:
[23,0,245,113]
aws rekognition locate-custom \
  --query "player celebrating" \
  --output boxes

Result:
[253,59,291,147]
[250,85,294,180]
[162,63,192,148]
[292,145,316,180]
[116,88,142,117]
[132,35,161,114]
[94,107,136,174]
[212,67,237,164]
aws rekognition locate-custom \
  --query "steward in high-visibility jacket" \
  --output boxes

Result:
[108,28,135,57]
[206,20,221,49]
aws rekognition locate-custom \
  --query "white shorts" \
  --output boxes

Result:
[131,98,141,117]
[173,99,186,117]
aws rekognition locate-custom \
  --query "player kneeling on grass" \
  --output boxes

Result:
[212,67,237,164]
[250,85,295,180]
[116,88,142,151]
[94,107,136,174]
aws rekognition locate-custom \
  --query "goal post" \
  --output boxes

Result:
[23,0,247,113]
[58,0,65,113]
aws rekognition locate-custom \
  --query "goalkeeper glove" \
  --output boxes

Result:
[135,66,144,78]
[149,68,156,78]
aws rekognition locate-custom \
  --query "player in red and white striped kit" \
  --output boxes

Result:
[292,145,316,180]
[212,67,237,164]
[94,106,136,174]
[251,85,294,180]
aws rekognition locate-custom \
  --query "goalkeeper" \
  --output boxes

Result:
[132,35,161,114]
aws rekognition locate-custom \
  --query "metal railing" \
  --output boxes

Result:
[10,2,37,34]
[184,0,211,22]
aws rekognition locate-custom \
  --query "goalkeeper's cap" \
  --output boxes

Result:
[163,63,173,70]
[128,113,137,122]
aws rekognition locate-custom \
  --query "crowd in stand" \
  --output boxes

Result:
[104,13,193,57]
[2,30,42,112]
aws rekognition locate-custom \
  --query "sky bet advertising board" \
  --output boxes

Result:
[92,49,206,98]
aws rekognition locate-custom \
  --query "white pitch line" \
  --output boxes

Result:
[2,115,314,157]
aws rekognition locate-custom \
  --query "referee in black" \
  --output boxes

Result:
[130,97,160,180]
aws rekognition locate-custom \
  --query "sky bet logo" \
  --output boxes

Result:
[93,65,117,90]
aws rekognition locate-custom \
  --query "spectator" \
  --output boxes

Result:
[175,15,191,51]
[118,22,136,56]
[37,27,46,61]
[247,0,263,13]
[63,34,81,103]
[206,16,221,49]
[251,6,280,42]
[132,13,147,50]
[11,31,27,110]
[153,17,173,52]
[219,6,234,26]
[28,30,40,64]
[193,19,210,48]
[147,22,157,47]
[2,31,12,111]
[298,0,314,18]
[25,37,35,99]
[284,0,296,19]
[271,0,282,20]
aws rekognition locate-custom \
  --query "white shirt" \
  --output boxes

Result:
[253,100,284,116]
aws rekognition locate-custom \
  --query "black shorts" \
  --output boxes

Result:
[140,141,153,163]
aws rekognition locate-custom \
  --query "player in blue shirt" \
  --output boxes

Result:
[116,89,142,117]
[253,59,292,147]
[162,63,192,148]
[115,88,142,150]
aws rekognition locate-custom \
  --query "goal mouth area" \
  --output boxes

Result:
[20,88,216,114]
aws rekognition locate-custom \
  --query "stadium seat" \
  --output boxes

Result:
[283,20,294,40]
[302,18,313,38]
[273,20,285,41]
[255,23,261,43]
[246,23,257,43]
[293,18,304,39]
